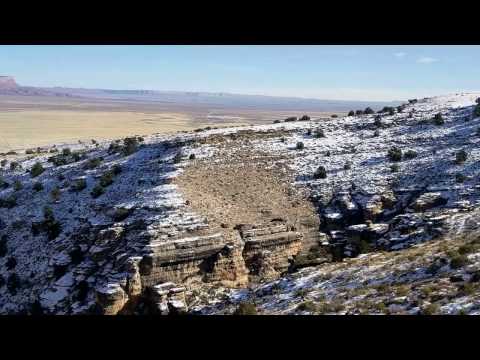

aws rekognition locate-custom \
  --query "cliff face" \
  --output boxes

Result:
[2,93,480,315]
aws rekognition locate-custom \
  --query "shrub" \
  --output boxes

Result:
[421,303,440,315]
[108,142,122,154]
[284,116,297,122]
[72,178,87,192]
[404,150,417,159]
[449,252,468,269]
[474,104,480,118]
[344,162,352,170]
[189,153,196,160]
[112,164,122,175]
[0,195,17,208]
[122,137,139,156]
[42,206,62,240]
[373,129,380,137]
[433,113,444,125]
[374,115,382,128]
[408,99,418,104]
[355,110,364,116]
[455,150,468,164]
[306,129,312,136]
[62,148,72,156]
[6,256,17,270]
[0,176,7,189]
[273,119,281,124]
[0,159,6,167]
[315,129,326,138]
[137,137,144,142]
[0,236,7,257]
[314,166,327,179]
[387,146,402,162]
[30,162,45,178]
[233,302,257,315]
[297,301,317,312]
[331,114,338,118]
[388,108,395,116]
[99,171,115,187]
[84,157,103,170]
[13,180,23,191]
[7,273,20,295]
[50,187,61,201]
[456,173,466,183]
[9,161,19,171]
[348,110,355,116]
[364,107,375,114]
[296,142,305,150]
[299,115,310,121]
[91,184,105,198]
[25,148,35,155]
[32,182,44,192]
[390,164,400,173]
[325,150,331,157]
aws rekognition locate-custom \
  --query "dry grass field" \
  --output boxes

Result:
[0,96,342,152]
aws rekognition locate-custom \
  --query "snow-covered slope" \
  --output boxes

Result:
[1,93,480,314]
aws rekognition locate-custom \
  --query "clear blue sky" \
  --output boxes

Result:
[0,45,479,101]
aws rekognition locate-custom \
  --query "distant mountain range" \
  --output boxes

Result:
[0,76,401,111]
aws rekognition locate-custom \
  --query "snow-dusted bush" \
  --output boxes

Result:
[0,235,7,257]
[296,142,305,150]
[299,115,310,121]
[348,110,355,116]
[433,113,444,125]
[0,195,17,208]
[404,150,417,159]
[364,107,375,114]
[32,182,44,192]
[390,164,400,173]
[284,117,297,122]
[314,166,327,179]
[90,184,105,198]
[13,180,23,191]
[84,157,103,170]
[387,146,402,162]
[455,150,468,164]
[456,173,466,183]
[30,162,45,178]
[72,178,87,192]
[315,129,326,138]
[122,137,139,156]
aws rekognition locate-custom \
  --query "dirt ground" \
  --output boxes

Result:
[175,144,319,232]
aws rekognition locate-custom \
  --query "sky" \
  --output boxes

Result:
[0,45,478,101]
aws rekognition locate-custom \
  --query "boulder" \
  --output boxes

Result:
[412,192,448,212]
[95,283,128,315]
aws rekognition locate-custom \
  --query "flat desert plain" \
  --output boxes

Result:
[0,96,342,152]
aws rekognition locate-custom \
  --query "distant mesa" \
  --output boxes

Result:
[0,76,18,89]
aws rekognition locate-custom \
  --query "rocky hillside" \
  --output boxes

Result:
[1,93,480,315]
